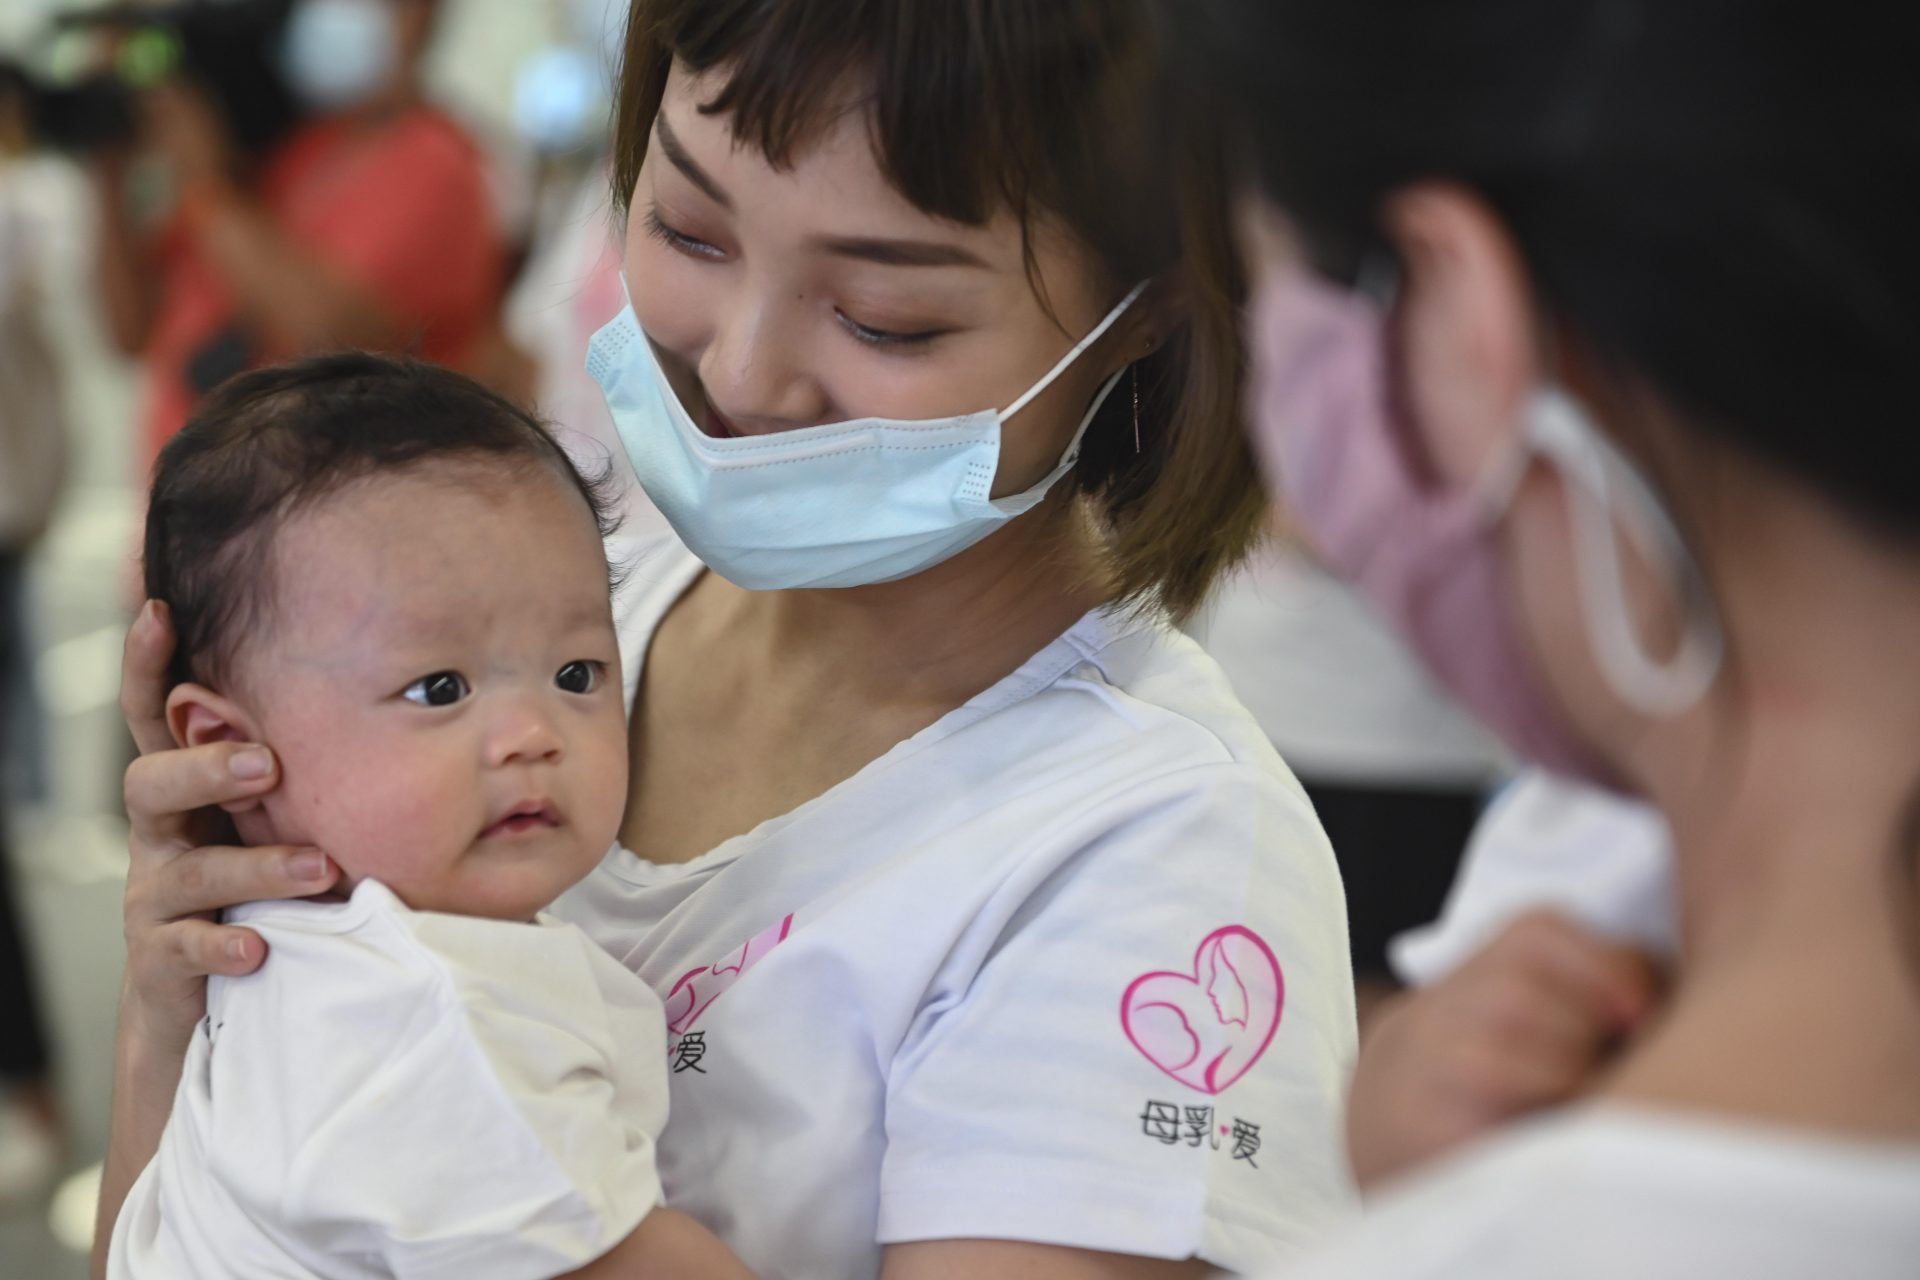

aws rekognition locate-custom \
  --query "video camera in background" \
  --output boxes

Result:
[4,0,300,159]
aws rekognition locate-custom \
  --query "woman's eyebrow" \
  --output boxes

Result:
[656,112,731,209]
[815,236,990,269]
[655,109,985,269]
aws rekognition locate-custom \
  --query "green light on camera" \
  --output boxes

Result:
[117,30,183,90]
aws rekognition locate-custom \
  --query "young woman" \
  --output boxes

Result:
[96,4,1358,1277]
[1183,1,1920,1274]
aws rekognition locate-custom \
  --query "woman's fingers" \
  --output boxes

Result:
[1465,910,1662,1037]
[124,742,279,849]
[123,921,268,1034]
[127,843,336,928]
[120,601,181,757]
[163,920,268,981]
[1345,911,1666,1191]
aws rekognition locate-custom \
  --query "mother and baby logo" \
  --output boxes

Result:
[1121,925,1285,1095]
[661,913,1285,1104]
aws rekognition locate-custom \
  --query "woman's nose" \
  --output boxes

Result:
[698,294,828,428]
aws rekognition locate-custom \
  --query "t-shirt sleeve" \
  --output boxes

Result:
[276,928,667,1280]
[876,760,1361,1274]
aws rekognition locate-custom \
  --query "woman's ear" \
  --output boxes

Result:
[1381,183,1545,489]
[1092,276,1179,381]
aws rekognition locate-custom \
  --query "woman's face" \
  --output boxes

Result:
[1235,189,1715,791]
[624,62,1145,500]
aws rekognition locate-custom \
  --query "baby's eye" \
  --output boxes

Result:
[555,660,604,695]
[402,672,471,707]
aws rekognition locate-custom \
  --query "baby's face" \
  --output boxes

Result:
[223,465,627,920]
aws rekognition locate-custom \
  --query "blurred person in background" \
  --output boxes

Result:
[91,0,506,468]
[489,0,659,533]
[1191,536,1504,1017]
[1181,0,1920,1274]
[0,62,69,1203]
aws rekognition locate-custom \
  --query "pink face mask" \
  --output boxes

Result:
[1244,268,1722,788]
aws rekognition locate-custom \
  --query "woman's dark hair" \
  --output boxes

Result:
[612,0,1265,618]
[1176,0,1920,543]
[144,352,620,691]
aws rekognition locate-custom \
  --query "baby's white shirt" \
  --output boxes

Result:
[1391,771,1676,986]
[109,879,667,1280]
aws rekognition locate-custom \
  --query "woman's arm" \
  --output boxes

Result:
[883,1241,1216,1279]
[90,603,340,1280]
[87,152,158,356]
[139,85,406,357]
[560,1208,756,1280]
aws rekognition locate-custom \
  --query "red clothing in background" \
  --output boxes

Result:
[142,104,504,463]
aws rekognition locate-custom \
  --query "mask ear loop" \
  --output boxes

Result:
[1001,281,1150,422]
[1508,389,1725,717]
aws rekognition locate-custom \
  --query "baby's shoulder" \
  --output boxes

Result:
[224,880,644,1035]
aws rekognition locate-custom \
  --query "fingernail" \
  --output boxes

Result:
[226,937,251,964]
[230,747,273,780]
[291,850,330,881]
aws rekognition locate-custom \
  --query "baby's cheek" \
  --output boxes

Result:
[578,714,632,852]
[278,744,468,884]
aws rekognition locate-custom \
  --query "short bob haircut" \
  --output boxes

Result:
[611,0,1264,619]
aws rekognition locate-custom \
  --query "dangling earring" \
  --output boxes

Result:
[1131,362,1142,456]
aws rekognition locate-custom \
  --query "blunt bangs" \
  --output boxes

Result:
[616,0,1156,270]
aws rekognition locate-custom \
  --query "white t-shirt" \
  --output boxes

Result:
[1187,547,1505,786]
[1390,772,1677,986]
[553,536,1361,1278]
[1268,1106,1920,1279]
[110,879,668,1280]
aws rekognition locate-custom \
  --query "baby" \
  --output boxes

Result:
[109,354,707,1279]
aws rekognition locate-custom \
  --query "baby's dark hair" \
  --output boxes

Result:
[144,352,622,692]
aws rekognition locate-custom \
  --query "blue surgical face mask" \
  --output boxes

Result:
[282,0,398,113]
[586,282,1146,591]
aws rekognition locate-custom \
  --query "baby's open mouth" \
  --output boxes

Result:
[481,801,561,839]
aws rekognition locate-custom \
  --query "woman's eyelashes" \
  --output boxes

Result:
[643,205,951,352]
[643,206,726,261]
[402,671,470,708]
[834,310,946,350]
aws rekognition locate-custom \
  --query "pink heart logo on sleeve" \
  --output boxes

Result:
[1120,925,1285,1095]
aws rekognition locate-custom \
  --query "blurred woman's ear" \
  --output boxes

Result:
[1381,184,1544,490]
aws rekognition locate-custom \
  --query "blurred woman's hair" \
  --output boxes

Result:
[1176,0,1920,543]
[611,0,1265,618]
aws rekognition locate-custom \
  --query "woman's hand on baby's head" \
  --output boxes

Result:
[1344,908,1662,1195]
[119,601,341,1049]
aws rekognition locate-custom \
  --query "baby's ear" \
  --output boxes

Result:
[164,682,259,750]
[165,684,271,815]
